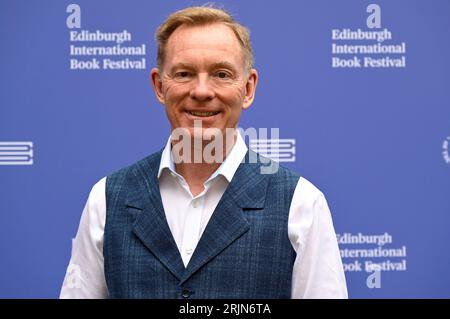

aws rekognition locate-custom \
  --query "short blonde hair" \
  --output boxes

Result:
[155,5,254,72]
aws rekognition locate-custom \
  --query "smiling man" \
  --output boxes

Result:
[150,19,258,196]
[60,6,347,299]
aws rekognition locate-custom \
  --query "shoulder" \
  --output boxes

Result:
[295,176,326,208]
[287,177,331,247]
[89,176,107,199]
[289,176,330,223]
[106,150,163,183]
[250,150,300,181]
[297,176,324,200]
[247,151,301,201]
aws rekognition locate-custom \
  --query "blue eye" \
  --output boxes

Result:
[215,71,231,79]
[176,71,190,78]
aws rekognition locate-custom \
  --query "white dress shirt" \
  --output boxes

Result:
[60,134,348,299]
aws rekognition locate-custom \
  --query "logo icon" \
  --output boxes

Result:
[249,139,296,162]
[0,141,34,165]
[443,136,450,165]
[366,269,382,289]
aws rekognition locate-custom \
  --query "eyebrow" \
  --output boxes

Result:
[210,61,239,73]
[169,61,239,74]
[169,63,196,73]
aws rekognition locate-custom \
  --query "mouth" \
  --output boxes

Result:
[187,110,220,118]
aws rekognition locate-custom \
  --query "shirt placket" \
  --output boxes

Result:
[180,196,204,267]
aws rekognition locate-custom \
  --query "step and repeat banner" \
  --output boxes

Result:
[1,0,449,298]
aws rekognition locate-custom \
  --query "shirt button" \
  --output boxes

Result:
[185,248,193,255]
[182,289,191,298]
[193,200,199,208]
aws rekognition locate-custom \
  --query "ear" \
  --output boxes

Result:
[150,67,165,104]
[242,69,258,110]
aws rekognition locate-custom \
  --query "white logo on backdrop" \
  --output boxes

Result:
[66,4,147,71]
[0,141,34,166]
[442,136,450,165]
[249,139,296,162]
[337,232,407,290]
[331,4,407,69]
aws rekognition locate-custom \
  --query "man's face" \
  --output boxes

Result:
[151,23,258,139]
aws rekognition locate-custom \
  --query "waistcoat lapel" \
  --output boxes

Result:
[127,150,269,284]
[180,151,269,284]
[130,151,186,281]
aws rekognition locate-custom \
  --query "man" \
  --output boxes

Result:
[60,6,347,299]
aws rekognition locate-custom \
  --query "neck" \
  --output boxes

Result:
[171,130,237,197]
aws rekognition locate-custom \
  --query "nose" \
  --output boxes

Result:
[189,73,215,101]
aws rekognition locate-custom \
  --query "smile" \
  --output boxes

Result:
[188,111,220,117]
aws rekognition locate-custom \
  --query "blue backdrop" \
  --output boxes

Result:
[1,0,449,298]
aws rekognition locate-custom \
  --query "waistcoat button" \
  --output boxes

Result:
[182,289,191,298]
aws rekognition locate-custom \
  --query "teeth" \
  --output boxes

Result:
[189,111,219,117]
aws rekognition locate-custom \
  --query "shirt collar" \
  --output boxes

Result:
[157,131,248,184]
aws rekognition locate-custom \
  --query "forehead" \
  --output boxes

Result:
[164,23,244,67]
